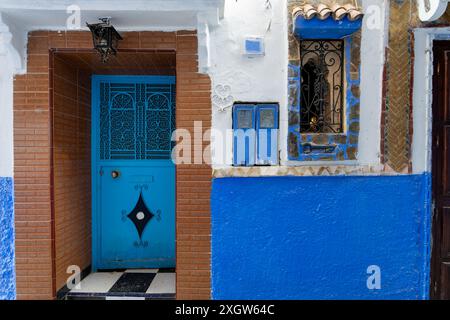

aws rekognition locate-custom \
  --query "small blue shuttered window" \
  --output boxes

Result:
[233,103,279,166]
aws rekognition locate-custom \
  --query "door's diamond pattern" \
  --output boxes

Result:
[126,192,155,239]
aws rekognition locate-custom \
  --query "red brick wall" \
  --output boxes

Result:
[14,31,54,300]
[175,32,212,299]
[52,54,92,291]
[13,31,212,299]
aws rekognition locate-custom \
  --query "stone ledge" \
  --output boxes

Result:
[212,164,393,178]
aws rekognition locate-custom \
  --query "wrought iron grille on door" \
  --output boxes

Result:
[99,82,176,160]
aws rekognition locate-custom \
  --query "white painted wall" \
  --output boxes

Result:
[207,0,387,168]
[0,70,14,178]
[357,0,387,166]
[0,0,224,73]
[0,13,21,178]
[208,0,288,167]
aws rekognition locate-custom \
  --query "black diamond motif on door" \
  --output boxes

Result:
[127,192,154,239]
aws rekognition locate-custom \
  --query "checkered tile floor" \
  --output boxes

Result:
[65,269,175,300]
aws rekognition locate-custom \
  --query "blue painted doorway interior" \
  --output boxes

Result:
[92,75,176,270]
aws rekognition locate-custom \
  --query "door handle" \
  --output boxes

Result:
[111,170,120,179]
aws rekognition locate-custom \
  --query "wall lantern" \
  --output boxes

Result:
[87,17,123,63]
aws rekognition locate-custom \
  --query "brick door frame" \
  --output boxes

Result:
[14,31,212,300]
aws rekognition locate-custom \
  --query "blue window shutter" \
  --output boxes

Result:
[233,104,256,166]
[256,104,279,165]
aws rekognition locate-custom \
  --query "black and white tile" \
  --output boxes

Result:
[65,269,175,300]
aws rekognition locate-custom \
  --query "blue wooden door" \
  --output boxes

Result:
[92,76,175,270]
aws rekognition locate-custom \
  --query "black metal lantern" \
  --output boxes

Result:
[87,17,122,63]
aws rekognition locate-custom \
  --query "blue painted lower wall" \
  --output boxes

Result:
[0,177,15,300]
[211,174,431,299]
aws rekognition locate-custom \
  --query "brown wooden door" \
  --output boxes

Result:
[431,41,450,299]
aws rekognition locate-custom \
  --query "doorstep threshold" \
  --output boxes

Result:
[65,292,175,300]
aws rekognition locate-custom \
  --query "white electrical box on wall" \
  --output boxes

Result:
[243,37,265,56]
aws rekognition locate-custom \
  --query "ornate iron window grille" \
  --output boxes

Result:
[299,40,344,133]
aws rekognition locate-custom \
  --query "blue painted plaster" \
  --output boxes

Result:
[0,177,15,300]
[294,16,363,39]
[211,174,431,300]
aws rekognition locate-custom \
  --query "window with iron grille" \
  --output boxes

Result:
[299,39,344,133]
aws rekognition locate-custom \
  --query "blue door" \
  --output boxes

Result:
[92,76,176,270]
